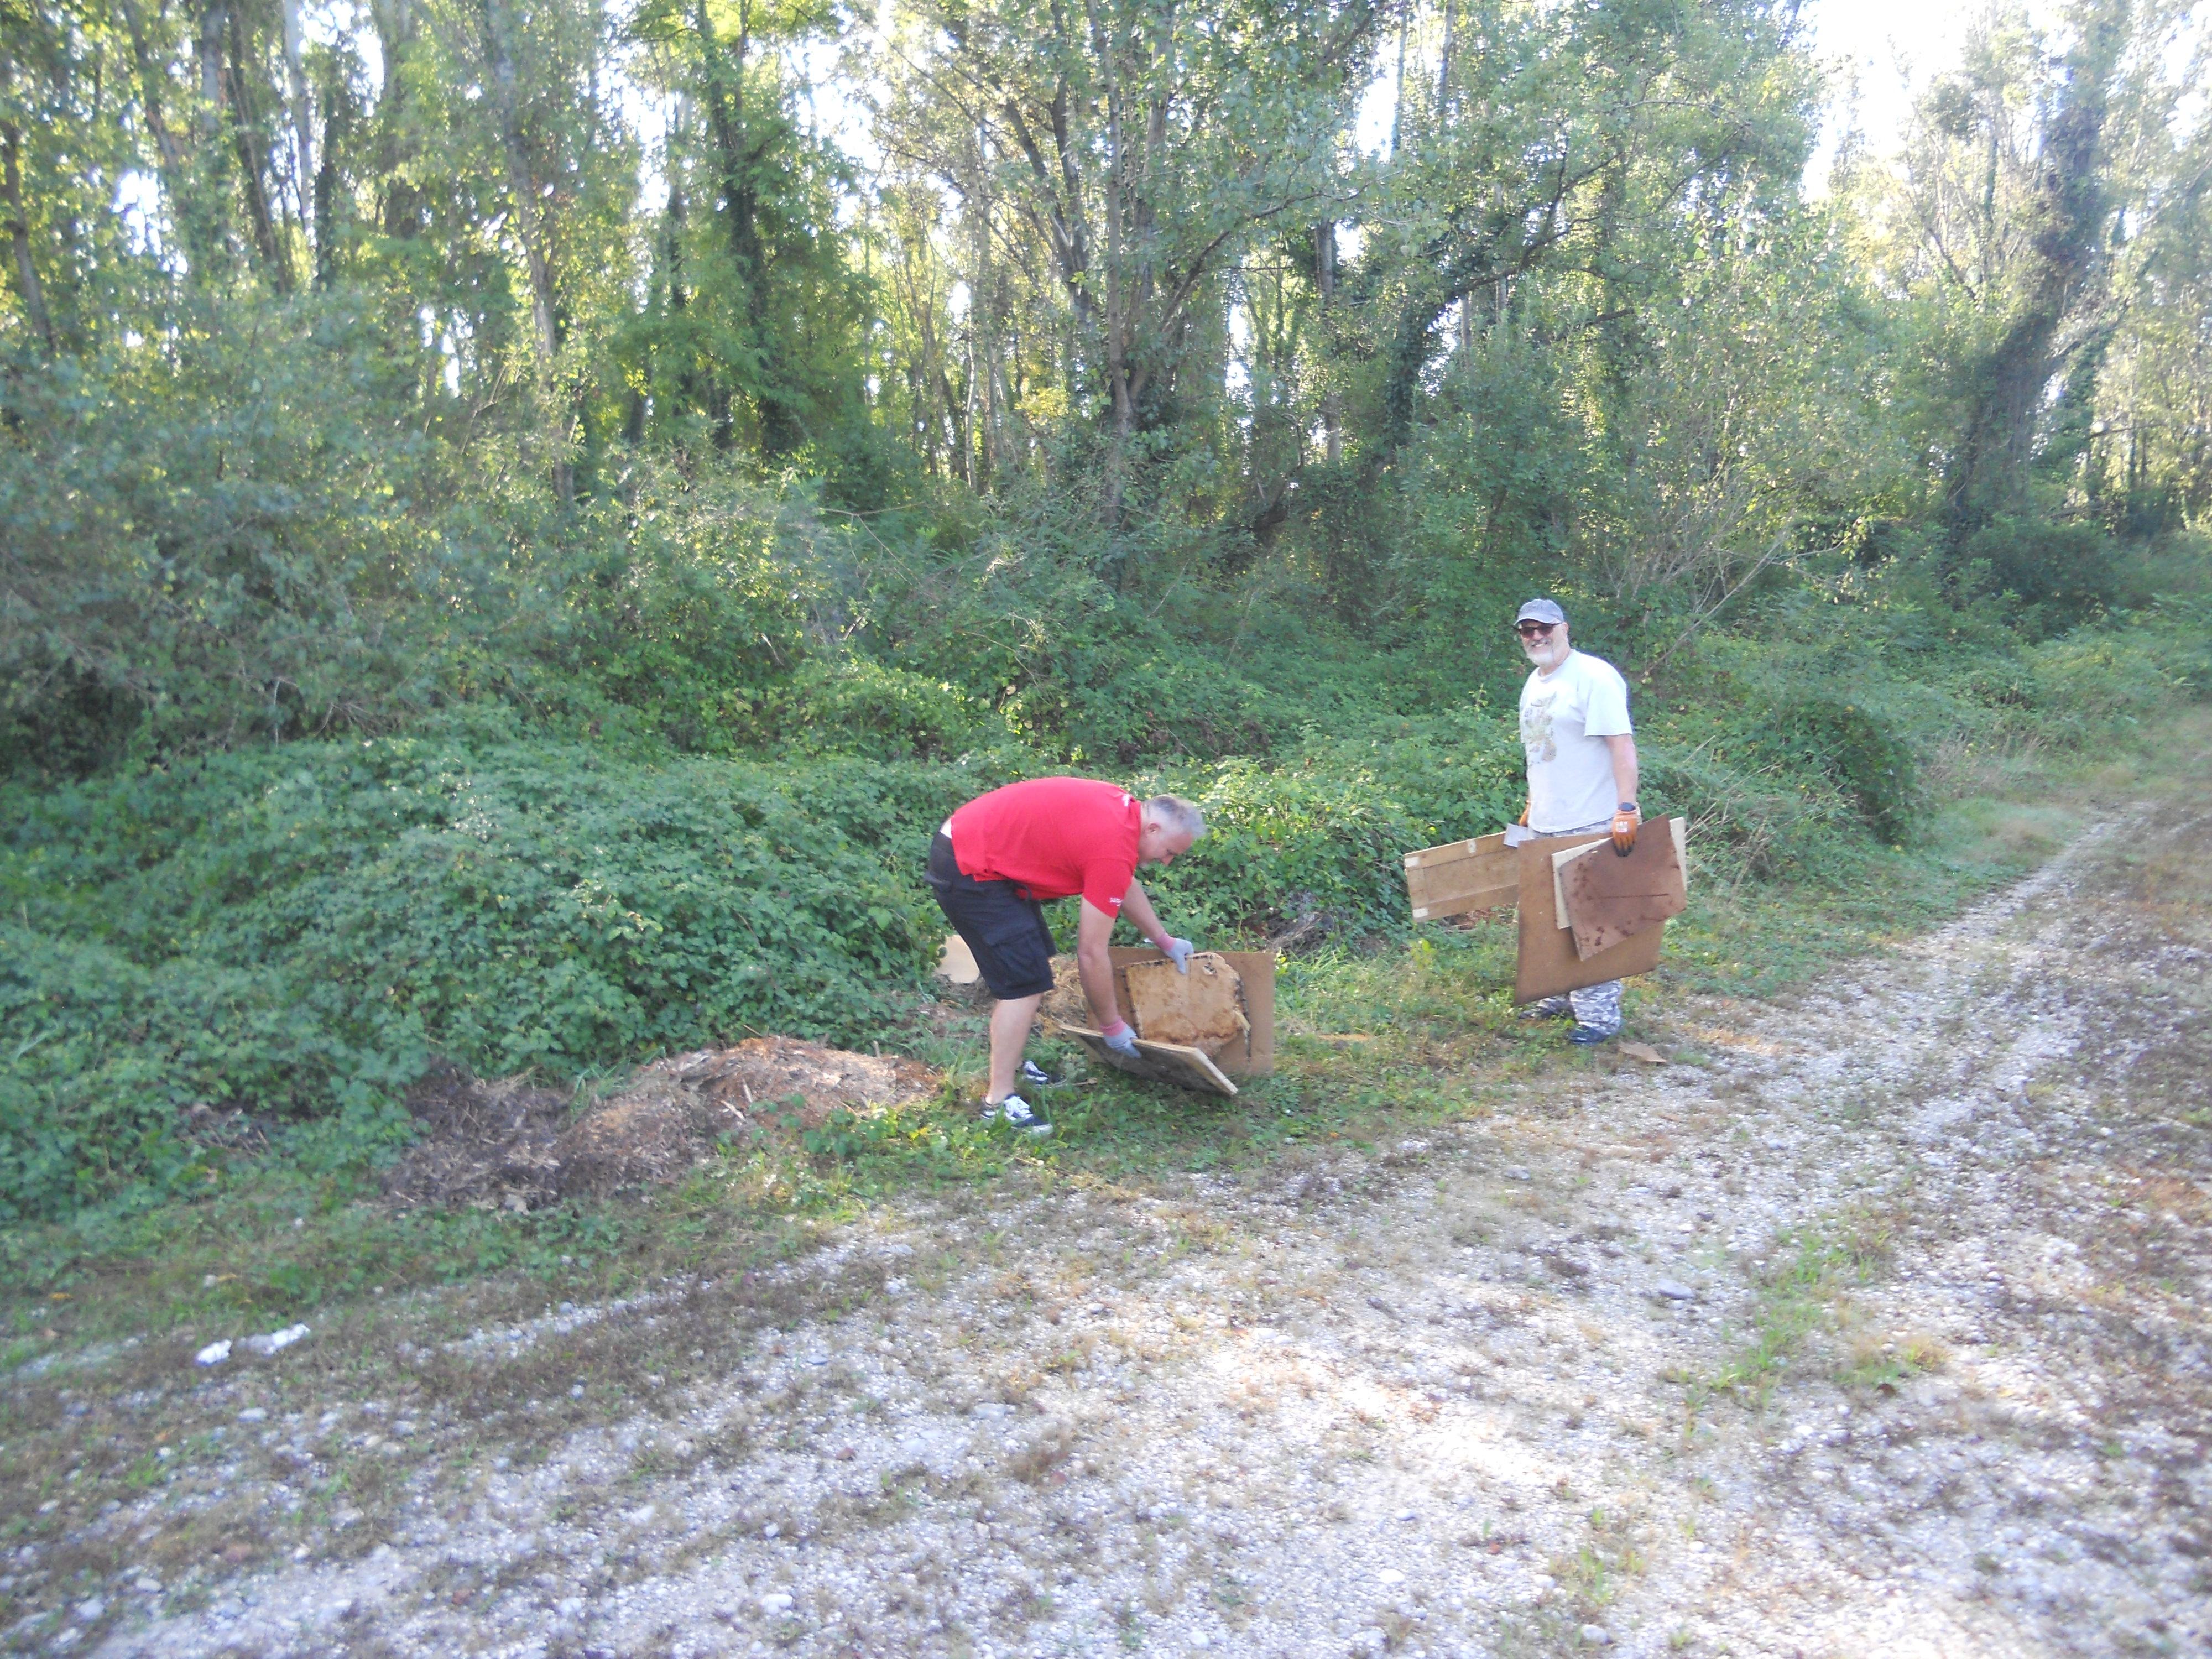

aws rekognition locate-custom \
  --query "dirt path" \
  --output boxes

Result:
[40,797,2211,1658]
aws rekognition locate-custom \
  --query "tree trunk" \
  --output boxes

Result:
[371,0,421,238]
[312,66,348,288]
[227,6,293,292]
[1437,0,1457,119]
[280,0,314,233]
[1389,7,1407,155]
[697,0,797,455]
[1,122,56,354]
[480,0,571,501]
[199,0,226,138]
[1316,221,1340,462]
[1943,7,2124,546]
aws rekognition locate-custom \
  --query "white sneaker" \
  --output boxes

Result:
[980,1093,1053,1136]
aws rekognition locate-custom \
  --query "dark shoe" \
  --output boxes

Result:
[1568,1024,1620,1045]
[1020,1058,1062,1087]
[980,1093,1053,1136]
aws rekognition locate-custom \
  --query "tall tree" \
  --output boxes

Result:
[881,0,1376,553]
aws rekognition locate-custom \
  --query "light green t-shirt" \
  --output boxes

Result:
[1519,650,1632,832]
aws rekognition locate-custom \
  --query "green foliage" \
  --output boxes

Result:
[1959,517,2122,633]
[0,734,973,1220]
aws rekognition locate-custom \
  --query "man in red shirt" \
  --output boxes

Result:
[927,778,1206,1134]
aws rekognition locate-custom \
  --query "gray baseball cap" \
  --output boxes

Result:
[1515,597,1567,626]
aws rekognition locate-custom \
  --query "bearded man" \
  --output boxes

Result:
[1512,597,1641,1044]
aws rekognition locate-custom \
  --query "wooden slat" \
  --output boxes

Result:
[1103,946,1275,1077]
[1402,830,1519,921]
[1063,1026,1239,1097]
[1560,817,1688,957]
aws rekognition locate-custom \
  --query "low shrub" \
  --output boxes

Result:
[0,736,970,1220]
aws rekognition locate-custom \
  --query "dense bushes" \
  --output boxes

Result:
[0,733,970,1219]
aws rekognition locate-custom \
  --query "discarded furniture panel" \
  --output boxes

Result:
[1062,1026,1240,1097]
[1124,952,1250,1055]
[1556,818,1689,958]
[1401,831,1518,921]
[1108,946,1275,1078]
[1514,832,1668,1002]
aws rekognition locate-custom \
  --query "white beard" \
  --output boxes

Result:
[1521,638,1567,671]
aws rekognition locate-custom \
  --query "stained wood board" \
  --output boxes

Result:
[1124,952,1250,1053]
[1063,1026,1239,1097]
[1107,947,1275,1077]
[1401,831,1518,921]
[1514,833,1668,1003]
[1555,818,1689,957]
[1549,816,1689,923]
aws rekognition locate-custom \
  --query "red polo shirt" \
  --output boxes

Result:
[947,778,1142,915]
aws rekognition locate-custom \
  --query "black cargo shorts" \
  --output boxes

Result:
[926,831,1057,1000]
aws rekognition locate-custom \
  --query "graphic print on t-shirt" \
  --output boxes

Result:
[1521,692,1559,764]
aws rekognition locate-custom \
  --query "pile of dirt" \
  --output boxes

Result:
[557,1038,937,1194]
[382,1041,943,1209]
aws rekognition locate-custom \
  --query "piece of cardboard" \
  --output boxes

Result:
[1124,952,1250,1053]
[1107,947,1275,1078]
[1515,833,1668,1002]
[1063,1026,1240,1097]
[1560,818,1689,957]
[1401,831,1519,921]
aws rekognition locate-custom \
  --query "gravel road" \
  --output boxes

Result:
[39,796,2210,1658]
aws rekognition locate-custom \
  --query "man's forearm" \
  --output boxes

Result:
[1119,879,1172,948]
[1076,942,1121,1030]
[1608,734,1640,805]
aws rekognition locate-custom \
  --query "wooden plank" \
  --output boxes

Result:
[1560,818,1689,958]
[1063,1026,1239,1097]
[1515,833,1667,1003]
[1124,952,1250,1053]
[1401,830,1519,921]
[1107,946,1276,1077]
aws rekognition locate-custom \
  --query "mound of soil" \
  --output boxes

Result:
[383,1041,942,1209]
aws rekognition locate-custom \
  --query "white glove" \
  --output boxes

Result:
[1159,937,1196,973]
[1099,1020,1139,1056]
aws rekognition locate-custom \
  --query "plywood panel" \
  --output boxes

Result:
[1124,953,1250,1053]
[1559,817,1688,957]
[1515,833,1667,1003]
[1402,831,1519,921]
[1106,946,1275,1078]
[1063,1026,1240,1097]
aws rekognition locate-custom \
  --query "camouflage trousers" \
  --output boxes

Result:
[1538,820,1625,1035]
[1565,977,1623,1033]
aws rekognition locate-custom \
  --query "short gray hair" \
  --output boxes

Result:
[1144,794,1207,841]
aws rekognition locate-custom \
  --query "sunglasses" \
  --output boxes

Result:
[1516,621,1558,638]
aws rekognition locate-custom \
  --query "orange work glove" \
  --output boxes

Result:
[1516,801,1531,827]
[1610,803,1641,857]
